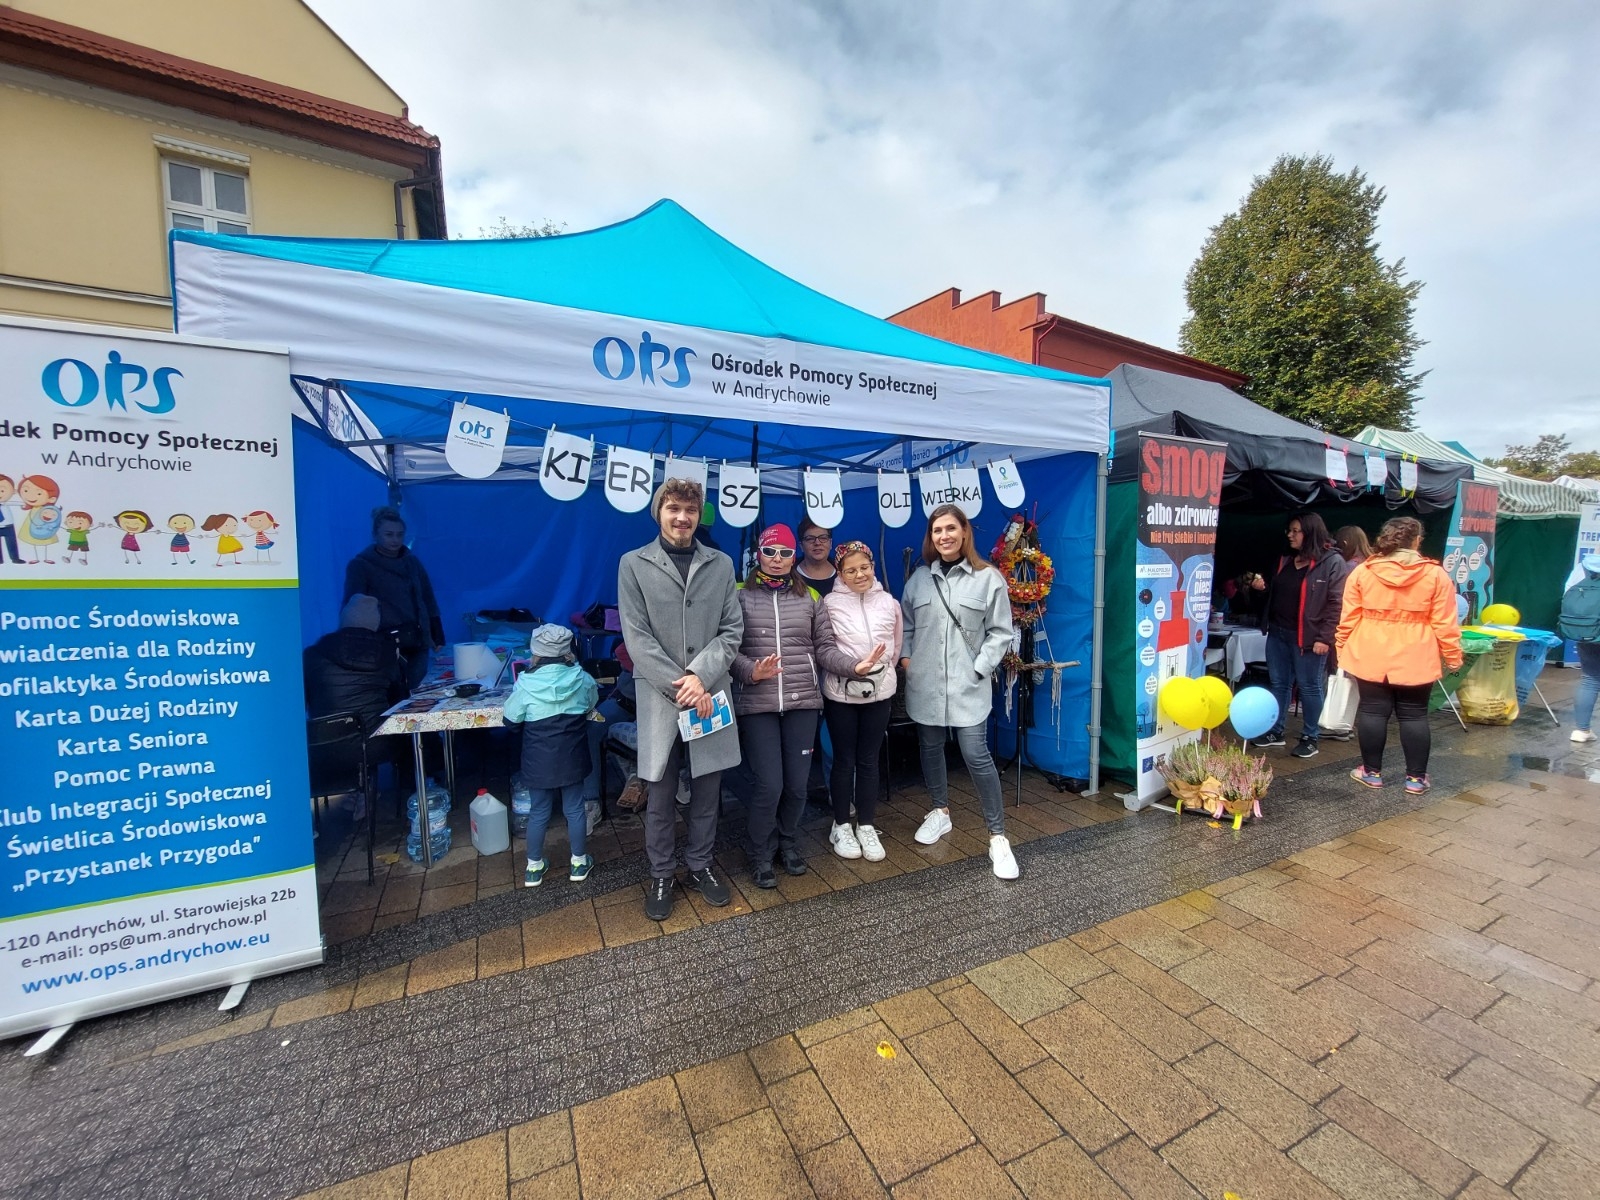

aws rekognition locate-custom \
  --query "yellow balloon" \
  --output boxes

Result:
[1159,676,1210,731]
[1480,603,1520,626]
[1196,675,1234,730]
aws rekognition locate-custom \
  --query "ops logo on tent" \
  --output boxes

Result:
[592,331,695,390]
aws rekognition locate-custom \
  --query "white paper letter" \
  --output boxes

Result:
[987,457,1026,508]
[716,463,762,528]
[805,468,844,529]
[538,429,594,501]
[444,400,509,479]
[603,445,655,513]
[878,471,912,528]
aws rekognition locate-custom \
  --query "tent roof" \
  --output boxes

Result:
[1356,427,1590,519]
[1106,364,1469,512]
[172,201,1109,465]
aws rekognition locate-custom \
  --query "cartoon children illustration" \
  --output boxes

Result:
[17,474,62,564]
[62,511,93,565]
[203,513,243,566]
[0,475,21,565]
[166,513,198,565]
[244,509,279,563]
[113,510,152,564]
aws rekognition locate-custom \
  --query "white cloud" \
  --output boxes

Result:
[312,0,1600,456]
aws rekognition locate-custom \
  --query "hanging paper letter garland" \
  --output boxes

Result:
[539,428,594,501]
[918,468,951,517]
[603,445,655,513]
[662,456,707,497]
[716,463,761,527]
[444,400,510,479]
[805,468,844,528]
[947,466,983,518]
[988,457,1026,508]
[1324,445,1350,484]
[1365,451,1386,490]
[878,471,912,528]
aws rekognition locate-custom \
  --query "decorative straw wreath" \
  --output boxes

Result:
[991,515,1054,628]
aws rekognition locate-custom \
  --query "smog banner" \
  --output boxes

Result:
[1444,480,1499,623]
[0,317,320,1038]
[1133,433,1226,806]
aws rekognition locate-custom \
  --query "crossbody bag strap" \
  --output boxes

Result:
[932,573,980,661]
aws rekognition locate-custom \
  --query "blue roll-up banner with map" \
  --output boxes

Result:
[0,316,320,1039]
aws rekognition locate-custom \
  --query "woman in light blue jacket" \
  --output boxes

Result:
[900,504,1018,879]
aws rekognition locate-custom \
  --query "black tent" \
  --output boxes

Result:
[1105,364,1469,512]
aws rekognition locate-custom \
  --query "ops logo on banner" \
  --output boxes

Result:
[444,400,510,479]
[42,350,181,414]
[592,331,695,389]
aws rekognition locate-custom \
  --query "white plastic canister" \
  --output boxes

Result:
[469,788,510,855]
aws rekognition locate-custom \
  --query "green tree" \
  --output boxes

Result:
[1180,154,1426,436]
[1486,434,1600,480]
[461,216,566,240]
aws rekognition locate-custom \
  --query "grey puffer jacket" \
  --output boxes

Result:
[732,583,858,714]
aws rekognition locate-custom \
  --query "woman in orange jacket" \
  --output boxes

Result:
[1335,516,1464,795]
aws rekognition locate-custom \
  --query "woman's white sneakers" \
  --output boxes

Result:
[1572,729,1597,743]
[829,822,862,859]
[856,824,886,862]
[989,835,1019,880]
[914,809,953,844]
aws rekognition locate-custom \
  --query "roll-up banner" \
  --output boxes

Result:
[1132,433,1227,808]
[0,316,320,1039]
[1444,480,1499,624]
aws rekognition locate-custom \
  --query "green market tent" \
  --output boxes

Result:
[1357,426,1585,631]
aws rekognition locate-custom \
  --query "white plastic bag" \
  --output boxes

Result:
[1322,669,1358,736]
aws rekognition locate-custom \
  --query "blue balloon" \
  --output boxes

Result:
[1229,686,1280,740]
[1455,593,1469,621]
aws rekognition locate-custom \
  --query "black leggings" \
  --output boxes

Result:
[1355,678,1433,777]
[740,710,818,860]
[823,698,891,826]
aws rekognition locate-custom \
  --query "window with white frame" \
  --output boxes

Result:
[163,158,250,235]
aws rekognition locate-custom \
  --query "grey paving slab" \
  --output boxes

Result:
[0,703,1588,1199]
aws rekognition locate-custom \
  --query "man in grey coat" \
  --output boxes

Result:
[617,479,744,921]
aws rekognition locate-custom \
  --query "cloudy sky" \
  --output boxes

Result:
[312,0,1599,459]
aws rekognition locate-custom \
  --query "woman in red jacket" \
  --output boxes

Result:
[1336,517,1464,794]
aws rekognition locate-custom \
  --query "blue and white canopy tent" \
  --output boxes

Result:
[171,201,1112,784]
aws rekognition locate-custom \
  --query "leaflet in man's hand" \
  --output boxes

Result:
[677,690,734,741]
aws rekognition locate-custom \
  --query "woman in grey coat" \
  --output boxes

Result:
[731,523,864,889]
[900,504,1019,879]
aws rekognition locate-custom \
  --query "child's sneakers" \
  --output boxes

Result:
[1349,766,1384,789]
[1404,774,1432,796]
[569,854,593,883]
[524,859,547,888]
[829,822,862,859]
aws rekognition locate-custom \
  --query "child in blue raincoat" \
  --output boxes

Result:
[503,624,599,886]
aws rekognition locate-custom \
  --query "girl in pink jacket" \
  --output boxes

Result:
[820,540,903,862]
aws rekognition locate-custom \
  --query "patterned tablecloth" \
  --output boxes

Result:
[371,686,512,737]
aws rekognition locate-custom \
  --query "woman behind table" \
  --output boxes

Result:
[731,523,861,889]
[901,504,1019,880]
[1251,511,1348,758]
[344,506,444,694]
[821,540,902,862]
[795,516,838,596]
[1336,516,1463,795]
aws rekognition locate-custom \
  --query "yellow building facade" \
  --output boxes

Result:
[0,0,445,330]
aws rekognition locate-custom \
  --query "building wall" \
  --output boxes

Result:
[6,0,407,114]
[890,287,1248,388]
[0,66,417,329]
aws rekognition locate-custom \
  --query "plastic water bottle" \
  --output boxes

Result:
[510,785,532,837]
[469,788,509,855]
[405,779,452,862]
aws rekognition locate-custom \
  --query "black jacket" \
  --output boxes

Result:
[343,546,444,648]
[505,713,592,790]
[1266,549,1349,648]
[303,628,403,730]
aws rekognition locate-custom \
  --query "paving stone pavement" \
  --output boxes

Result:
[2,676,1597,1199]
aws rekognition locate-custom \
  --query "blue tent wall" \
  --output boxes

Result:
[292,420,390,645]
[353,446,1097,780]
